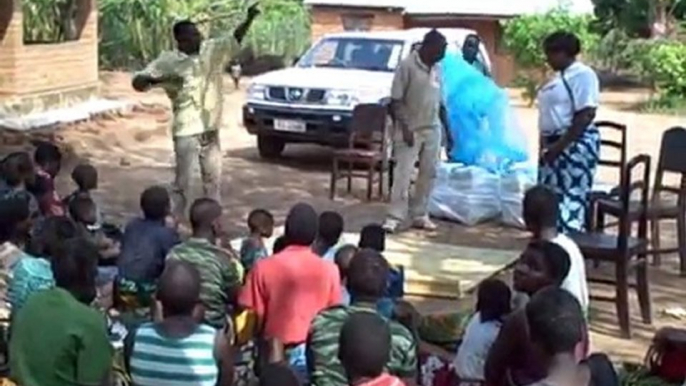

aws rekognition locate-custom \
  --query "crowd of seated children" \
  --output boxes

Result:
[0,139,619,386]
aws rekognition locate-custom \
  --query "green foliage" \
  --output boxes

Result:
[591,0,651,36]
[638,40,686,97]
[98,0,310,70]
[22,0,77,43]
[502,10,599,104]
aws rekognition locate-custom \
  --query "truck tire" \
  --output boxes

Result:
[257,135,285,159]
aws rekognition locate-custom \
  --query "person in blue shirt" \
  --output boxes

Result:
[116,186,180,316]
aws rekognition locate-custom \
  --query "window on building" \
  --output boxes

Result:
[341,14,374,32]
[23,0,85,44]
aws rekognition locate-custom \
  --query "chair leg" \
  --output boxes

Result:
[366,165,373,201]
[615,258,631,339]
[635,256,652,325]
[378,167,384,200]
[650,218,662,267]
[593,209,607,268]
[330,159,338,200]
[347,161,353,193]
[678,213,686,276]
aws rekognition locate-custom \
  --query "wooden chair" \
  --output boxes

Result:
[330,103,391,201]
[595,127,686,275]
[571,154,652,339]
[646,127,686,274]
[586,121,628,228]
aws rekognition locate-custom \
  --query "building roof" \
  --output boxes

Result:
[303,0,594,17]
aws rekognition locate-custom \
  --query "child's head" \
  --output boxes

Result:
[359,224,385,252]
[476,278,512,323]
[51,237,99,305]
[259,362,301,386]
[526,287,584,358]
[0,195,32,244]
[284,203,318,247]
[334,244,358,280]
[339,312,391,382]
[33,141,62,178]
[68,194,97,226]
[272,235,289,254]
[71,163,98,191]
[28,216,77,259]
[346,248,389,301]
[392,299,421,333]
[247,209,274,238]
[523,185,559,235]
[1,152,35,187]
[140,186,171,221]
[514,240,570,295]
[157,260,203,319]
[317,211,344,248]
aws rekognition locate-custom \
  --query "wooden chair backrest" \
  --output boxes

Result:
[653,127,686,205]
[595,120,628,186]
[617,154,651,248]
[348,103,388,150]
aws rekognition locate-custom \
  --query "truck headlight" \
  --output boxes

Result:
[247,84,267,100]
[325,90,358,107]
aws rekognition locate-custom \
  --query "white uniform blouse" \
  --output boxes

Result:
[537,61,600,137]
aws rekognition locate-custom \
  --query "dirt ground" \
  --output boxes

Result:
[1,71,685,364]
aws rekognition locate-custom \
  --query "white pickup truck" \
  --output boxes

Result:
[242,28,492,158]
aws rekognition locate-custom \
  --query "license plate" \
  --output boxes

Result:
[274,119,306,133]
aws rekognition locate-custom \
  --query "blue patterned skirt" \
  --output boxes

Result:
[539,127,600,233]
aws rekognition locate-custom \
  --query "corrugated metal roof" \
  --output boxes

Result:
[303,0,594,16]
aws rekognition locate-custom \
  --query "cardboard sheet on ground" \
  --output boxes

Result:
[232,229,519,299]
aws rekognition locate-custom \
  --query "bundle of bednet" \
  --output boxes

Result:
[428,52,536,227]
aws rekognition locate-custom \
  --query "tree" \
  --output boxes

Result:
[502,10,598,105]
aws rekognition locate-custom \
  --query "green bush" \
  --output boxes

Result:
[502,9,599,105]
[641,40,686,98]
[98,0,310,70]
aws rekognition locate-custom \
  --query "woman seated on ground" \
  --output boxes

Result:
[485,240,587,386]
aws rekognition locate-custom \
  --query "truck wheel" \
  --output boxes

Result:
[257,136,285,159]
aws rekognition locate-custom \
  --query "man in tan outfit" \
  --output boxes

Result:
[384,29,451,233]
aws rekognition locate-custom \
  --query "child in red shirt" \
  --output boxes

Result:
[339,312,408,386]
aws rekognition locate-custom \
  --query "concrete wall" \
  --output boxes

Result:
[310,6,405,42]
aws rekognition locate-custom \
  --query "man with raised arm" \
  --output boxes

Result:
[132,5,260,220]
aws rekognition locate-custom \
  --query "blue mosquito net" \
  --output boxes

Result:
[441,52,529,172]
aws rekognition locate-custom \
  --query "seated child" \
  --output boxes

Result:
[31,141,64,217]
[64,163,103,229]
[68,195,119,263]
[312,211,344,260]
[333,244,358,305]
[358,224,403,317]
[272,235,289,254]
[454,278,511,382]
[259,362,301,386]
[339,312,405,386]
[0,152,39,218]
[240,209,274,271]
[117,186,180,316]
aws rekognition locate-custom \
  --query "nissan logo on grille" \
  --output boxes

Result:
[287,88,304,101]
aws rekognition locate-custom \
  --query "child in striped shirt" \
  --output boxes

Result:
[124,260,234,386]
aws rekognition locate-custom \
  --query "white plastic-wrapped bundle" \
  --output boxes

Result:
[429,163,501,226]
[500,163,538,229]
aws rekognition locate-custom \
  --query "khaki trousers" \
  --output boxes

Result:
[172,130,222,218]
[387,126,441,222]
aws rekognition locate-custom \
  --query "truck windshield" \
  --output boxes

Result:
[297,37,404,72]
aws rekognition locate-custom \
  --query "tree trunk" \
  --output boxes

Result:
[650,0,670,38]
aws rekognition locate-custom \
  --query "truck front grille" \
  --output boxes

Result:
[266,87,326,104]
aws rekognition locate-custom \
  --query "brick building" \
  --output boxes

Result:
[0,0,98,117]
[304,0,593,85]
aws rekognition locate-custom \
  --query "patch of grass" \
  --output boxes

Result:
[638,95,686,115]
[618,363,680,386]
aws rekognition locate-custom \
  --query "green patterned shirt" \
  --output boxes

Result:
[167,238,244,328]
[307,303,417,386]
